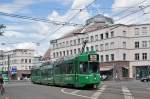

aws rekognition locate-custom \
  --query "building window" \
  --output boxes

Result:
[142,41,147,48]
[21,59,24,63]
[63,51,65,56]
[74,49,76,54]
[53,53,55,58]
[105,32,109,38]
[111,31,114,37]
[100,44,104,51]
[86,37,89,42]
[74,39,76,45]
[123,53,126,60]
[91,46,94,51]
[70,50,72,55]
[60,51,62,57]
[106,55,109,62]
[100,55,103,62]
[86,47,89,52]
[142,53,147,60]
[90,36,94,42]
[135,28,139,35]
[56,52,59,57]
[81,38,84,43]
[135,53,139,60]
[56,44,58,48]
[53,44,55,49]
[59,43,62,48]
[67,50,69,55]
[29,59,31,63]
[66,41,69,46]
[135,42,139,48]
[100,34,103,39]
[123,31,126,36]
[142,27,147,35]
[63,42,65,47]
[78,38,80,44]
[95,35,98,40]
[105,43,109,50]
[123,42,126,48]
[111,54,114,61]
[95,45,98,51]
[25,59,27,63]
[110,42,114,49]
[70,40,73,46]
[78,48,80,53]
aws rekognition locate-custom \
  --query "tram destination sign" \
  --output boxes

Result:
[89,55,97,61]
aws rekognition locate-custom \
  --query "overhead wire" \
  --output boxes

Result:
[112,0,147,17]
[0,11,83,26]
[36,0,97,44]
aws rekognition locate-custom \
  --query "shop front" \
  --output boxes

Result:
[135,66,150,79]
[100,61,129,80]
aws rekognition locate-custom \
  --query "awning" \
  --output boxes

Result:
[122,67,129,69]
[100,67,113,71]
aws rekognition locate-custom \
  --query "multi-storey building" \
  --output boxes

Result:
[0,49,35,80]
[50,14,150,80]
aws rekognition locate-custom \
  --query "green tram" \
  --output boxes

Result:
[31,52,101,88]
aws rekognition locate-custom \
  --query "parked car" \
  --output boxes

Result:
[140,76,150,82]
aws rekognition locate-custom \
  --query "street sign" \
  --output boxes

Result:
[11,66,17,74]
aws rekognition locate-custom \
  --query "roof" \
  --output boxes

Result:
[42,48,51,61]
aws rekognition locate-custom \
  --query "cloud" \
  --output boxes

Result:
[4,31,24,38]
[0,0,95,56]
[0,0,35,13]
[112,0,150,24]
[15,42,36,49]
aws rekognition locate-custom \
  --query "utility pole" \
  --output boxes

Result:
[81,40,88,54]
[7,55,10,81]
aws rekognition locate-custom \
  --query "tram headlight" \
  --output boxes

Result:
[86,76,88,79]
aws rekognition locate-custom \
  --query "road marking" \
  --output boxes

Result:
[61,88,92,99]
[147,88,150,90]
[70,90,80,94]
[5,83,32,87]
[122,86,134,99]
[91,85,106,99]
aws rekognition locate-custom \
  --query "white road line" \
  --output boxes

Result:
[122,86,134,99]
[70,90,80,94]
[61,88,92,99]
[91,85,106,99]
[147,88,150,90]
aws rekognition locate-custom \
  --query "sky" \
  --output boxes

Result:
[0,0,150,56]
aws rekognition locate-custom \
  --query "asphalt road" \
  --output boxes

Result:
[1,80,150,99]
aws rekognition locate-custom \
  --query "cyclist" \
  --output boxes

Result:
[0,74,4,94]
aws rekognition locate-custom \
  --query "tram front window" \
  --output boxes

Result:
[80,62,88,74]
[89,62,99,73]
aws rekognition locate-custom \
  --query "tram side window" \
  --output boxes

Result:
[55,65,60,74]
[80,62,88,74]
[62,63,73,74]
[47,69,53,77]
[67,63,73,74]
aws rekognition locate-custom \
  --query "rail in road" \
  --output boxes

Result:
[2,81,150,99]
[60,82,150,99]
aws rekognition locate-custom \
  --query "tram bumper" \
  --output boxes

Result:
[77,74,101,87]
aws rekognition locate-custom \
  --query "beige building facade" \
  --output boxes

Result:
[50,15,150,80]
